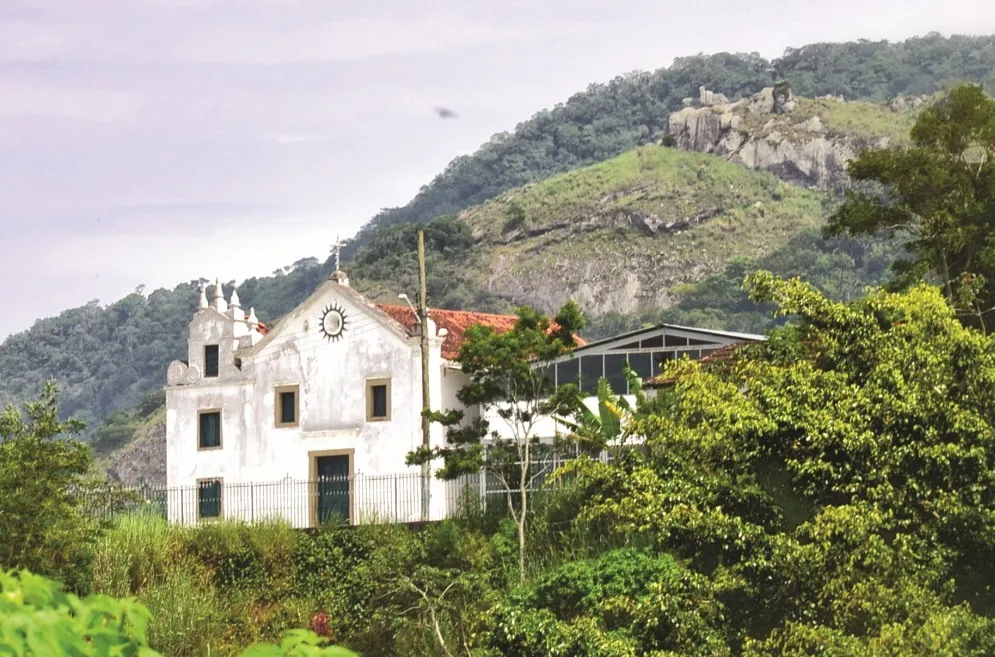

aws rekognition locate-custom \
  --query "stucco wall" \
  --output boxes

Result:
[165,282,447,526]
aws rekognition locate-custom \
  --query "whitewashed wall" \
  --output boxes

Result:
[165,282,452,526]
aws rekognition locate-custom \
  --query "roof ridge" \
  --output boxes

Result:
[375,303,519,320]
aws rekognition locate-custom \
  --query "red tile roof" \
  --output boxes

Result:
[376,305,585,361]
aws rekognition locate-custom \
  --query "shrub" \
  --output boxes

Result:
[502,202,528,233]
[185,519,298,599]
[0,382,97,593]
[486,549,730,656]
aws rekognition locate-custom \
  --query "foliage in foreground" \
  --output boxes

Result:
[0,569,356,657]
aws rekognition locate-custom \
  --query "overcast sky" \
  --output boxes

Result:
[2,0,994,339]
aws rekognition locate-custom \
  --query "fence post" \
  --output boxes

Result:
[479,467,486,510]
[394,474,399,523]
[180,487,185,526]
[251,483,256,523]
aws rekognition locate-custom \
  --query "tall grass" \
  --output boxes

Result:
[91,512,183,597]
[143,565,226,657]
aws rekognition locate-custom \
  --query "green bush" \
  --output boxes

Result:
[185,519,297,598]
[487,549,729,656]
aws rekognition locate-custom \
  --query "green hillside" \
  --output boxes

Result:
[348,33,995,255]
[350,143,898,334]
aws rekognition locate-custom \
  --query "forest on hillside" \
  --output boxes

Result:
[0,33,992,437]
[348,33,995,254]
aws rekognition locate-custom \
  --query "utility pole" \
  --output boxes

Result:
[418,230,432,522]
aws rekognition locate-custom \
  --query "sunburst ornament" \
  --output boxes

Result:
[319,303,348,341]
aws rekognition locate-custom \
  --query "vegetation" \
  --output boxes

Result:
[410,301,585,579]
[348,33,995,253]
[0,569,357,656]
[9,271,995,655]
[827,83,995,331]
[649,228,901,335]
[0,382,97,593]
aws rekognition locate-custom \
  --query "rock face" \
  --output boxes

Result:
[104,413,167,487]
[667,86,891,191]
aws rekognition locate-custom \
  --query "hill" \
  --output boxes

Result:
[346,33,995,256]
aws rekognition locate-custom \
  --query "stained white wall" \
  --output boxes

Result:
[165,281,449,526]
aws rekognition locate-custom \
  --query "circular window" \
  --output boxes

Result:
[319,304,348,341]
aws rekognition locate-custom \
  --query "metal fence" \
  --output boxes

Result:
[81,454,608,528]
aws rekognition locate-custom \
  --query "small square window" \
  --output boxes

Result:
[199,410,221,450]
[275,385,300,427]
[204,345,219,378]
[197,479,222,519]
[366,378,391,421]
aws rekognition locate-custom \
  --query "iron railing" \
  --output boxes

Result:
[79,454,609,528]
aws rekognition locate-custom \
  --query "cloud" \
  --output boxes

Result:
[173,17,606,64]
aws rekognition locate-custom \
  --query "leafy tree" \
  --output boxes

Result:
[827,83,995,330]
[556,272,995,652]
[0,381,95,591]
[408,302,585,579]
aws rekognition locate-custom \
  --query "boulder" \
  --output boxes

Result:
[699,86,729,107]
[773,81,796,114]
[747,87,775,114]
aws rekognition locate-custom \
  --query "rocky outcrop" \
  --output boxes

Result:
[888,95,929,112]
[667,85,892,191]
[104,413,167,487]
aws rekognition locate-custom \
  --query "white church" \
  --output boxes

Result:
[164,265,761,528]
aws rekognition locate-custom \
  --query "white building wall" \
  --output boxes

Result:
[165,282,445,527]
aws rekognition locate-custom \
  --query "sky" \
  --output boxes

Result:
[2,0,995,339]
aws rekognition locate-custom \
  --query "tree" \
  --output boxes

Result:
[826,83,995,330]
[0,381,95,591]
[551,368,649,460]
[408,302,585,579]
[554,272,995,652]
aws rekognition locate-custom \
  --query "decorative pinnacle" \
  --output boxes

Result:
[229,287,241,308]
[198,285,208,309]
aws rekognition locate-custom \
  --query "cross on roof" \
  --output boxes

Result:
[331,235,343,272]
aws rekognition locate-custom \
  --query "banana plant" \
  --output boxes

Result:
[553,365,647,458]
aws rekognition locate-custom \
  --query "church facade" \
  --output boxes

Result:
[163,268,514,527]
